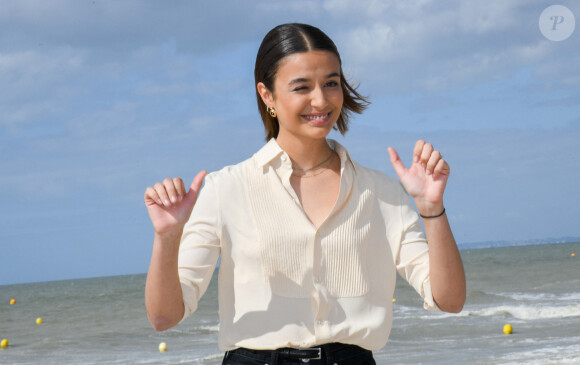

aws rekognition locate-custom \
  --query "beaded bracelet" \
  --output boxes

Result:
[420,207,446,219]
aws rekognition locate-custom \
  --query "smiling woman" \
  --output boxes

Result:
[144,23,465,365]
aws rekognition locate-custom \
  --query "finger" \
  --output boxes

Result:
[419,142,434,165]
[173,177,186,201]
[413,140,425,163]
[425,150,442,175]
[433,158,449,178]
[163,177,180,204]
[387,147,407,179]
[185,170,208,204]
[144,186,163,206]
[154,182,171,207]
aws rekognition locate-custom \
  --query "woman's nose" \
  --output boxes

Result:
[310,86,328,109]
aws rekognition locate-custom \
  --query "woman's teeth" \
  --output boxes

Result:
[305,114,328,120]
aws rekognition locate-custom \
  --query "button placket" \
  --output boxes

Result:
[279,153,303,207]
[312,232,322,290]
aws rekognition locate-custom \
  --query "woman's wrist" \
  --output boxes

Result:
[154,228,184,248]
[415,200,445,218]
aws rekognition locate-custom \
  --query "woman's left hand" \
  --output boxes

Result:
[388,140,449,215]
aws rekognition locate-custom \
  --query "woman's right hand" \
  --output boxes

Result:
[144,171,208,235]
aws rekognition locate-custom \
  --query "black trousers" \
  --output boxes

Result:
[222,343,376,365]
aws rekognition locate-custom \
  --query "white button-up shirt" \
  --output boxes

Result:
[178,138,438,351]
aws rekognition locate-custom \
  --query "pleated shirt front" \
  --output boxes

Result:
[178,138,438,351]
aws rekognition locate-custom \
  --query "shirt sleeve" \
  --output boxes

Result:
[178,174,221,320]
[395,185,440,312]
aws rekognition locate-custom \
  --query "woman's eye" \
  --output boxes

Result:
[326,81,339,87]
[293,86,308,92]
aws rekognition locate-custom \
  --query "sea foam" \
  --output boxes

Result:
[464,304,580,320]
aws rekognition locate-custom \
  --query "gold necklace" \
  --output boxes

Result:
[292,152,335,178]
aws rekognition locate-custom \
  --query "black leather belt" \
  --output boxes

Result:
[230,343,352,362]
[277,347,322,360]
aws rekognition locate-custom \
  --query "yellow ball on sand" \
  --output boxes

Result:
[9,298,16,305]
[572,253,576,257]
[159,342,167,352]
[36,317,43,325]
[1,339,8,350]
[503,324,513,335]
[392,298,397,302]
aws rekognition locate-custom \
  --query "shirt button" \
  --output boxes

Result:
[281,155,287,161]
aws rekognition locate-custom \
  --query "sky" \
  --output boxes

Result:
[1,0,579,285]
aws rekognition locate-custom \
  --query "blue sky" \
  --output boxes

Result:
[1,0,579,285]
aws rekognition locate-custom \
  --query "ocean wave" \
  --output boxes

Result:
[497,292,554,301]
[559,293,580,301]
[195,324,219,333]
[493,342,580,365]
[463,304,580,320]
[496,292,580,302]
[415,303,580,320]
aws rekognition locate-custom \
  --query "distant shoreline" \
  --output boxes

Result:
[459,236,580,250]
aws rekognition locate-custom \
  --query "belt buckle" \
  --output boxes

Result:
[300,347,321,362]
[314,347,321,359]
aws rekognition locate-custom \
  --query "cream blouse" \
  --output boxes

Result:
[178,138,439,352]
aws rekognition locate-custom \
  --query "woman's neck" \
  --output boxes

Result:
[276,135,334,171]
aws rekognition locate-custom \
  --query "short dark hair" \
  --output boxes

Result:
[254,23,369,141]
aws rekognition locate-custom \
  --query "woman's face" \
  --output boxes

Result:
[259,50,344,143]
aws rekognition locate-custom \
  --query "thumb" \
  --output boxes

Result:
[185,170,208,204]
[388,147,407,179]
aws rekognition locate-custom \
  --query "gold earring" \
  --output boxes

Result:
[267,106,277,118]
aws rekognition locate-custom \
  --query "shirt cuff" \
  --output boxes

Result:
[179,279,199,322]
[421,277,441,312]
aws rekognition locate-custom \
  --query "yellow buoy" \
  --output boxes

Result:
[1,339,8,350]
[572,253,576,257]
[36,317,43,325]
[9,298,16,305]
[159,342,167,352]
[503,324,513,335]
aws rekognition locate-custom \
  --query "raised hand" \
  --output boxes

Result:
[144,171,207,235]
[388,140,449,215]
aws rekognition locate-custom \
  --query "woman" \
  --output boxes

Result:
[144,23,465,365]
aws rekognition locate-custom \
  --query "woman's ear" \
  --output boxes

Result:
[257,82,274,107]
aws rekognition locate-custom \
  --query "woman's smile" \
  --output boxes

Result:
[303,111,332,126]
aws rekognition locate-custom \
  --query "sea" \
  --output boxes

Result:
[1,242,579,365]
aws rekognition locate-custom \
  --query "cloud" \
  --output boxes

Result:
[322,0,580,93]
[0,47,87,126]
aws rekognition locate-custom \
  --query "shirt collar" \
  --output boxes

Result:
[255,138,355,172]
[255,138,285,168]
